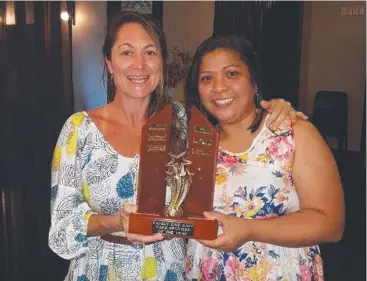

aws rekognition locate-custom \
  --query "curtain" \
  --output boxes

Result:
[213,1,271,53]
[0,1,73,280]
[361,91,366,154]
[107,1,164,27]
[213,1,304,107]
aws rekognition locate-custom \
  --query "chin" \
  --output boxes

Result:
[128,88,155,99]
[210,110,234,124]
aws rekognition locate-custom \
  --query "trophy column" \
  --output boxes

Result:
[129,105,219,240]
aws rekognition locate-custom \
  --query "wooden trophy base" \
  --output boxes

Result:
[129,212,218,240]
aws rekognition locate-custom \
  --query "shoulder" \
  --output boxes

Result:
[56,111,90,146]
[86,105,108,120]
[293,120,323,143]
[270,116,293,136]
[62,111,88,129]
[292,119,332,159]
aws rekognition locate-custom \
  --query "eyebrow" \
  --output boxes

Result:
[224,63,240,69]
[118,43,157,50]
[200,63,241,74]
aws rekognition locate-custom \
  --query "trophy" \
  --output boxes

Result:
[128,104,219,240]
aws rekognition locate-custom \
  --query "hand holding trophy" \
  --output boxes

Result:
[129,104,219,240]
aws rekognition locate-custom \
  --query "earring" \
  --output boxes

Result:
[254,91,263,108]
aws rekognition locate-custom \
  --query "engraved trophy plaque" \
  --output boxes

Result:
[129,105,219,240]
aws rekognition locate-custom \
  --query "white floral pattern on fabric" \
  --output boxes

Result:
[185,117,324,281]
[49,111,186,281]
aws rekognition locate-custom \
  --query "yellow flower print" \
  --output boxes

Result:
[248,261,272,281]
[284,158,294,171]
[66,130,78,155]
[248,266,263,281]
[220,193,234,213]
[255,152,271,163]
[107,264,122,281]
[240,153,249,161]
[216,168,228,185]
[141,257,158,280]
[234,204,244,217]
[82,211,93,221]
[52,145,61,170]
[71,113,85,127]
[216,174,228,185]
[244,196,264,218]
[82,183,90,203]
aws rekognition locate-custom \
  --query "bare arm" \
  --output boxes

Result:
[86,214,122,237]
[87,206,163,244]
[200,120,345,251]
[246,120,345,246]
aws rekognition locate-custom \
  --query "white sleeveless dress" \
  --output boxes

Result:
[185,117,324,281]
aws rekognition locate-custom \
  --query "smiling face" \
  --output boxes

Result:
[198,48,257,125]
[106,22,162,101]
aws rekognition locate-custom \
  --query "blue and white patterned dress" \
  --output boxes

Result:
[49,112,186,281]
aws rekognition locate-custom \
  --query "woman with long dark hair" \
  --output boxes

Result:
[185,35,344,281]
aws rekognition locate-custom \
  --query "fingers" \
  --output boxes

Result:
[120,211,130,233]
[120,203,164,245]
[297,111,309,120]
[266,101,283,129]
[119,204,138,233]
[198,235,233,252]
[271,110,289,130]
[289,110,298,124]
[123,203,138,213]
[198,233,226,249]
[203,211,226,223]
[260,100,271,111]
[127,233,164,245]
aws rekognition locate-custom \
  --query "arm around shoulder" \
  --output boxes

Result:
[292,120,345,242]
[242,120,345,247]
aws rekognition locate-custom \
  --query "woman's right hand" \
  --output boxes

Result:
[119,203,164,244]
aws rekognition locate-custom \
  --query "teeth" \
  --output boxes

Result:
[215,98,234,105]
[127,76,149,83]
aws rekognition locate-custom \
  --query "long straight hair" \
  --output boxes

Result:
[102,11,186,154]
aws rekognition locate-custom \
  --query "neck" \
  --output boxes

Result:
[217,107,258,140]
[109,92,151,128]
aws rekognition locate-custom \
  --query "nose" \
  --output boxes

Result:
[132,52,146,69]
[212,76,228,93]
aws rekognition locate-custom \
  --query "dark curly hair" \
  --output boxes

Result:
[185,35,265,132]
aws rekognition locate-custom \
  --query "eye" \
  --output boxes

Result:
[121,50,133,56]
[145,50,157,56]
[227,70,239,78]
[200,75,212,82]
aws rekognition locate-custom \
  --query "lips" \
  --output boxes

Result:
[214,97,234,106]
[127,75,149,83]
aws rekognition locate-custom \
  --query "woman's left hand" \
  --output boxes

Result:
[198,211,251,253]
[260,99,308,130]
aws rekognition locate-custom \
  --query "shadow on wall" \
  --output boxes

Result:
[72,1,107,111]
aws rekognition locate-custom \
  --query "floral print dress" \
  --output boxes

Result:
[185,117,324,281]
[49,112,186,281]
